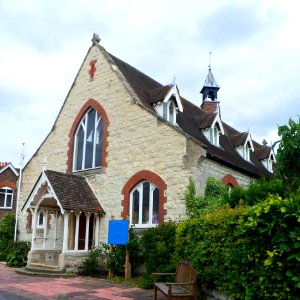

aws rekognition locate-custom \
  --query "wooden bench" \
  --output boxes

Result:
[153,260,197,300]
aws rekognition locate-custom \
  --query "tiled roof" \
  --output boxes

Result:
[149,85,173,104]
[45,170,105,214]
[107,49,273,178]
[229,132,248,147]
[194,112,217,129]
[253,141,272,160]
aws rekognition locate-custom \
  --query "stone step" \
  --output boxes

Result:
[15,267,77,278]
[29,262,61,271]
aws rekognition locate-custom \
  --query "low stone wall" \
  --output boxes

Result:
[58,252,88,272]
[27,250,61,267]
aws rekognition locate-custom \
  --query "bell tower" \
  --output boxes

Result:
[200,53,220,113]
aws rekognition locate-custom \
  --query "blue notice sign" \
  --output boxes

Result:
[108,220,129,245]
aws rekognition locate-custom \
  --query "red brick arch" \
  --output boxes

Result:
[66,99,109,173]
[221,174,239,187]
[0,181,17,190]
[121,170,167,223]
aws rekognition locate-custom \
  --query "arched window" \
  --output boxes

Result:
[37,211,45,228]
[73,108,103,171]
[130,181,159,228]
[0,187,13,209]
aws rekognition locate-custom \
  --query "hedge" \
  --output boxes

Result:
[175,195,300,299]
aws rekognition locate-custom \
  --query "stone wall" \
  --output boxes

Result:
[197,157,253,195]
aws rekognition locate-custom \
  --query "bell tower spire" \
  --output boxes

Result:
[200,52,221,112]
[200,52,220,101]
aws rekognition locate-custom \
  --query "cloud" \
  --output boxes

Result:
[0,0,298,166]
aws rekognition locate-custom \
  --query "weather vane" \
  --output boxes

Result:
[209,51,212,70]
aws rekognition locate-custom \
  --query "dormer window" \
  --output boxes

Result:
[151,84,183,126]
[243,142,251,161]
[202,114,224,147]
[168,100,176,125]
[262,152,276,173]
[235,135,254,162]
[209,126,219,145]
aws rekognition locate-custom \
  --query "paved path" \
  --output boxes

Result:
[0,264,163,299]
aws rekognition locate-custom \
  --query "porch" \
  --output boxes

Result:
[22,169,105,271]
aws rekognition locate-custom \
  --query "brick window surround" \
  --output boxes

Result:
[66,98,109,173]
[221,174,239,187]
[121,170,167,223]
[0,181,17,190]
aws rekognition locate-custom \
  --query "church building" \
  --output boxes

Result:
[16,34,275,271]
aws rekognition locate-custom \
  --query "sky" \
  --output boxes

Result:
[0,0,299,168]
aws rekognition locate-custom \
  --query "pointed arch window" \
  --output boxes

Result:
[130,181,159,228]
[73,108,103,171]
[37,211,45,228]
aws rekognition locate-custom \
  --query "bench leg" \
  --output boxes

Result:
[154,285,157,300]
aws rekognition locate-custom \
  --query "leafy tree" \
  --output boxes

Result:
[275,117,300,191]
[0,213,15,260]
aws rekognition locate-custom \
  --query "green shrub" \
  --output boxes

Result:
[141,221,177,275]
[204,177,227,198]
[185,180,203,218]
[107,244,126,275]
[175,205,247,288]
[107,228,143,275]
[223,195,300,299]
[137,221,178,289]
[0,213,15,260]
[138,273,155,289]
[226,186,246,207]
[82,243,109,275]
[227,179,286,207]
[185,178,229,218]
[175,195,300,299]
[6,241,30,267]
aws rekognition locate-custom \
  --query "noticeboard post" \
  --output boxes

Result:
[107,219,131,280]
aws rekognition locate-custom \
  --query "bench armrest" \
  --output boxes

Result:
[166,282,196,286]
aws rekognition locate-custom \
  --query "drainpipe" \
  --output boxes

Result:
[14,143,25,243]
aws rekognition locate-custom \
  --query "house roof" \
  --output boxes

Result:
[106,48,273,178]
[22,170,105,214]
[149,85,173,104]
[0,162,19,177]
[253,141,272,160]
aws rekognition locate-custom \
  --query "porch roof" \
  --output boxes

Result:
[22,169,105,214]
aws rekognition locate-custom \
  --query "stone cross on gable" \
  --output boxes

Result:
[91,33,101,45]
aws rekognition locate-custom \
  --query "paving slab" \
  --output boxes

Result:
[0,264,165,299]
